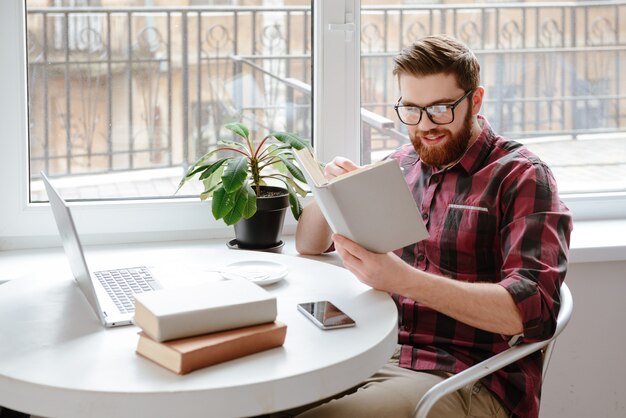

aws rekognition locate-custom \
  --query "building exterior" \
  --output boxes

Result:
[25,1,626,199]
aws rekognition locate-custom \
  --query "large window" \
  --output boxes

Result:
[359,1,626,214]
[0,0,355,248]
[26,0,312,202]
[1,0,625,250]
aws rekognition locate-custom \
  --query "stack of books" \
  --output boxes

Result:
[133,279,287,374]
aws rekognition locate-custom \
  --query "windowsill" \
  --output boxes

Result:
[568,218,626,264]
[0,218,624,284]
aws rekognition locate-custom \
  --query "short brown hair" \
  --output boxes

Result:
[392,34,480,91]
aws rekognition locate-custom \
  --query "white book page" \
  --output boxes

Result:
[294,148,327,187]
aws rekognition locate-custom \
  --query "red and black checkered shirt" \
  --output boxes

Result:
[389,116,572,418]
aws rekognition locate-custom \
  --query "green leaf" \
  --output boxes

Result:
[270,132,310,150]
[266,144,292,158]
[211,186,229,220]
[202,164,225,189]
[197,164,226,200]
[199,181,221,200]
[175,148,222,192]
[184,149,220,174]
[225,122,249,140]
[286,183,303,220]
[240,183,258,220]
[218,139,248,152]
[276,154,306,183]
[212,183,257,225]
[285,176,308,198]
[221,156,249,193]
[271,158,288,175]
[198,158,229,180]
[267,144,292,155]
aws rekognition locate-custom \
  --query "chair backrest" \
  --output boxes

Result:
[541,281,573,380]
[414,282,573,418]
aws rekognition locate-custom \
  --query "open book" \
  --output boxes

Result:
[294,148,428,253]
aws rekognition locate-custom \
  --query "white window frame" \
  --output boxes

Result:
[0,0,359,250]
[1,0,624,250]
[314,0,360,163]
[0,0,227,249]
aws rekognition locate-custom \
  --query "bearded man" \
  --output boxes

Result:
[292,34,573,418]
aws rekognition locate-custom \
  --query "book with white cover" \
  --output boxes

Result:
[294,148,429,254]
[133,279,277,342]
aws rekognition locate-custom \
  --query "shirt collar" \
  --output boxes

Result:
[454,115,495,175]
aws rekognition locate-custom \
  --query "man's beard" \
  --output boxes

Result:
[411,107,473,168]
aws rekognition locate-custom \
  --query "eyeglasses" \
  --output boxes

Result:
[394,89,473,126]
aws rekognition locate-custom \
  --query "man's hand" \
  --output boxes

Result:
[295,156,360,256]
[332,233,410,294]
[324,157,360,180]
[332,234,524,335]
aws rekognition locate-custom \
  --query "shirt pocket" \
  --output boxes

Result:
[435,203,499,279]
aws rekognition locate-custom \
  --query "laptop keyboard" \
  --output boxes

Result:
[94,267,161,314]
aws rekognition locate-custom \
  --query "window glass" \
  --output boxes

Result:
[360,1,626,195]
[26,0,312,202]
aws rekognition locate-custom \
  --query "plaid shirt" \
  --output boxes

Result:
[388,116,572,418]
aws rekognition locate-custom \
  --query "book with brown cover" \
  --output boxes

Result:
[136,321,287,374]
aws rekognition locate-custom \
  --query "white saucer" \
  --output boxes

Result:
[220,260,288,286]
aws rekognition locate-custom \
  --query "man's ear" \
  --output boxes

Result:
[471,86,485,115]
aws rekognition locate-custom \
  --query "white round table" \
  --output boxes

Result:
[0,245,397,418]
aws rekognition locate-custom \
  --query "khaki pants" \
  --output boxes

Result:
[271,347,511,418]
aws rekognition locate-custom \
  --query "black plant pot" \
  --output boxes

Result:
[233,186,289,249]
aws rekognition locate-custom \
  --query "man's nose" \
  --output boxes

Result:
[416,112,438,131]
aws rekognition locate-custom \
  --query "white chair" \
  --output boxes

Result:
[413,282,573,418]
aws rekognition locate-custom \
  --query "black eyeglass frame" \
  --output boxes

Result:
[394,89,474,126]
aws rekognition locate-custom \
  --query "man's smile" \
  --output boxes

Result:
[420,133,446,145]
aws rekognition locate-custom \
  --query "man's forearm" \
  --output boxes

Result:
[295,201,333,255]
[332,234,524,336]
[402,269,524,336]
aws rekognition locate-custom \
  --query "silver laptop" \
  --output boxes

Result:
[41,172,162,327]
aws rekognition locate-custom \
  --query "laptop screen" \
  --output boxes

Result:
[41,173,103,317]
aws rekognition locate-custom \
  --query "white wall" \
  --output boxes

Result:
[540,260,626,418]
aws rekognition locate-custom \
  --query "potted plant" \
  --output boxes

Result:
[177,122,310,249]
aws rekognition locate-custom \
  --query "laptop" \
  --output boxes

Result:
[41,172,163,327]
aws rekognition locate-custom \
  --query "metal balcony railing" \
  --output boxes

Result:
[360,1,626,149]
[26,2,626,180]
